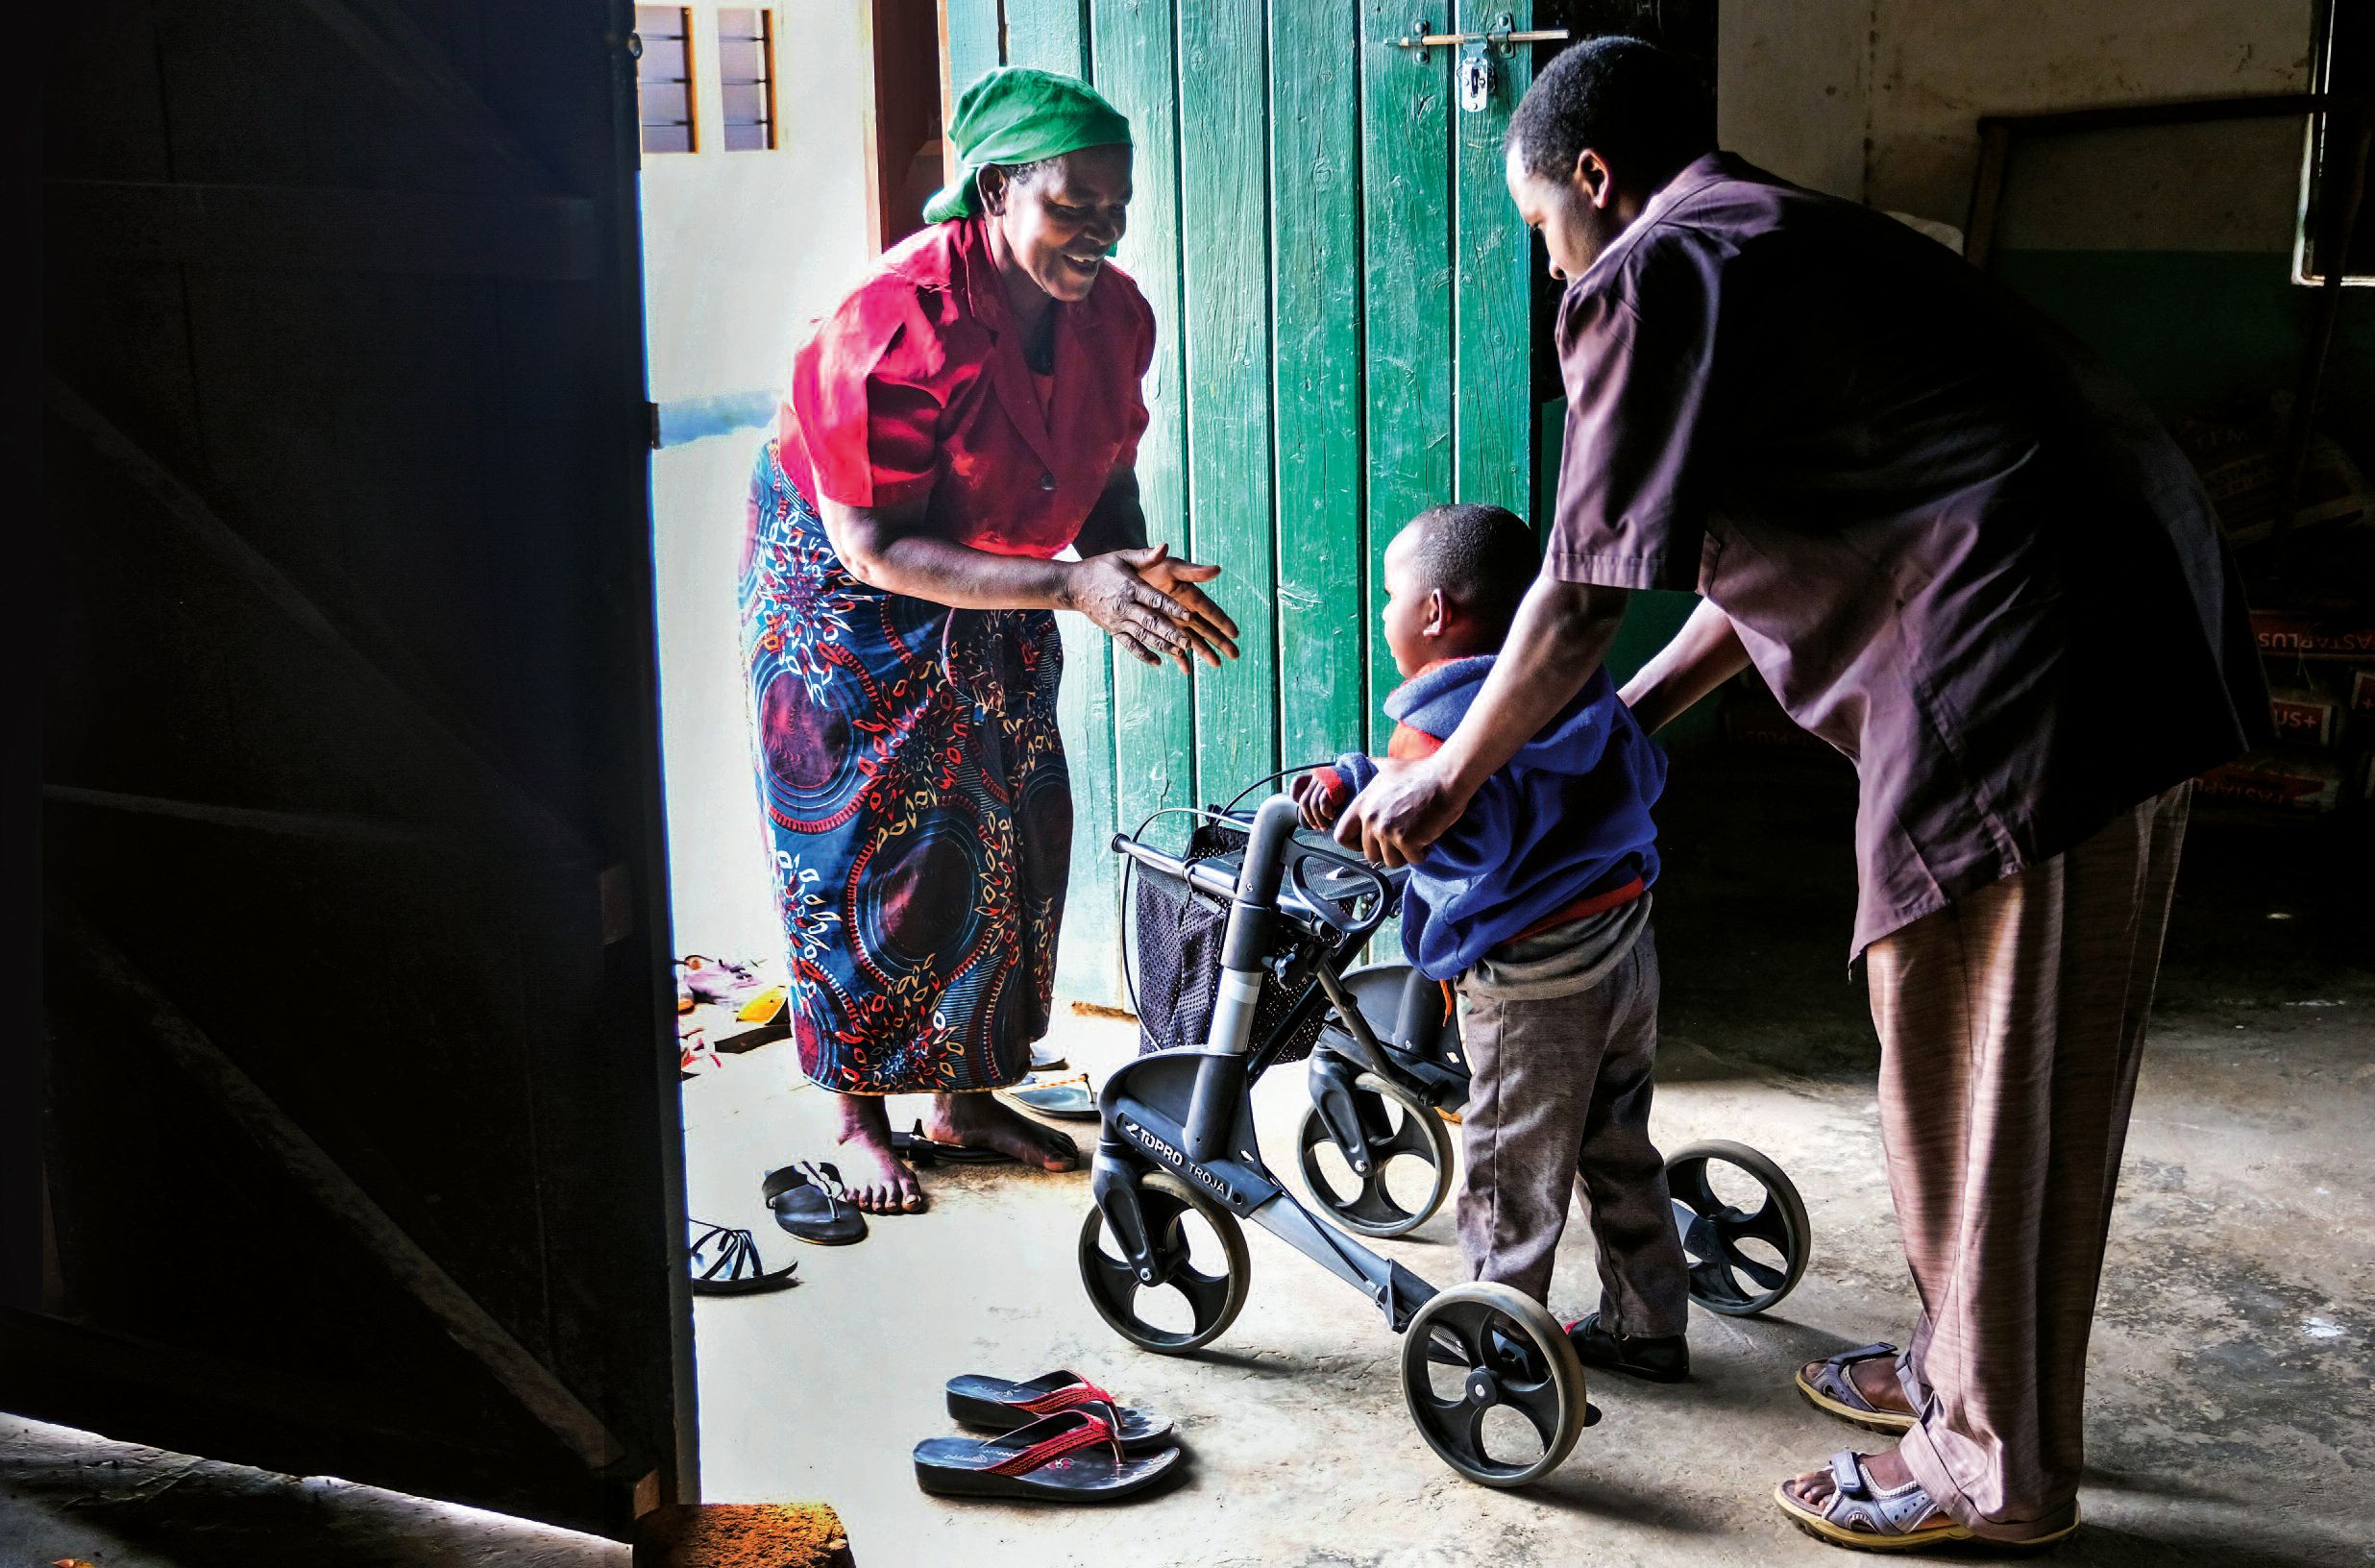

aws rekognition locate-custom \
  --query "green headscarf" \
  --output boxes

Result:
[922,66,1133,225]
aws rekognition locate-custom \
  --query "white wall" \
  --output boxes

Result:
[1719,0,2316,237]
[642,1,875,959]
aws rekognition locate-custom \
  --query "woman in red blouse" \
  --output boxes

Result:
[741,69,1235,1213]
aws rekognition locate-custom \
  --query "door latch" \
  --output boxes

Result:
[1391,13,1570,77]
[1457,40,1494,112]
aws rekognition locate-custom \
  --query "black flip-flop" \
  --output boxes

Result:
[999,1079,1099,1121]
[892,1120,1018,1167]
[945,1371,1173,1453]
[688,1220,798,1295]
[913,1408,1182,1502]
[760,1162,869,1244]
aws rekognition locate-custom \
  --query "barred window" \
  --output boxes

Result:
[2297,0,2371,285]
[634,6,698,155]
[718,8,779,153]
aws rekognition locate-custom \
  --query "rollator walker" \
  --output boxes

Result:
[1077,793,1813,1486]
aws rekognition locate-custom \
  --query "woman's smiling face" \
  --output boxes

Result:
[985,144,1134,304]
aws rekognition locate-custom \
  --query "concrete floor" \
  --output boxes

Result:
[6,758,2367,1566]
[682,757,2375,1568]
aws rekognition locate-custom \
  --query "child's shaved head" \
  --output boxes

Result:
[1403,503,1540,637]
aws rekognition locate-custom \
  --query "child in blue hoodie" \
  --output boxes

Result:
[1295,503,1693,1382]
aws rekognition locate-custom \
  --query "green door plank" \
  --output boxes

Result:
[1053,614,1122,1001]
[943,0,1004,97]
[1006,0,1119,1002]
[1269,0,1368,774]
[1359,1,1455,740]
[1001,0,1087,72]
[943,0,1125,1003]
[1453,0,1533,513]
[1090,0,1198,833]
[1178,0,1279,799]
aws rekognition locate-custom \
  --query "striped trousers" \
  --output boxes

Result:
[1873,784,2191,1542]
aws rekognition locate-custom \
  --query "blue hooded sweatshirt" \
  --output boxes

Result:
[1316,655,1665,981]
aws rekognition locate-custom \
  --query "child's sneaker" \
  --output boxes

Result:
[1567,1312,1690,1383]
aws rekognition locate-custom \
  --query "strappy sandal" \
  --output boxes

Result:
[1797,1343,1919,1433]
[688,1221,797,1295]
[913,1406,1182,1502]
[944,1371,1173,1452]
[760,1162,869,1245]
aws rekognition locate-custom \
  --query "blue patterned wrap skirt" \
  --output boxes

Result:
[739,440,1070,1093]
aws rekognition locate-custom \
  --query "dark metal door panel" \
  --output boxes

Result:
[29,0,688,1536]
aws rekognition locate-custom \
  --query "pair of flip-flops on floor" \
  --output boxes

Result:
[915,1371,1184,1502]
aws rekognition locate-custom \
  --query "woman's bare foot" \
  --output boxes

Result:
[928,1091,1081,1171]
[834,1093,927,1213]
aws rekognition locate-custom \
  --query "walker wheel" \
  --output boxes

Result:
[1078,1170,1251,1356]
[1295,1071,1457,1237]
[1399,1283,1588,1487]
[1665,1139,1811,1316]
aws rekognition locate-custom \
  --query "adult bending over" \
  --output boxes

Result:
[742,68,1236,1213]
[1334,37,2261,1552]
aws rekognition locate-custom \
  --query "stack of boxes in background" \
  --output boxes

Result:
[2184,408,2375,818]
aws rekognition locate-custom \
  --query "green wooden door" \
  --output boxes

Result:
[952,0,1540,1004]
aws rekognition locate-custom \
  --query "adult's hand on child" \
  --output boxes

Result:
[1133,544,1240,664]
[1334,756,1469,869]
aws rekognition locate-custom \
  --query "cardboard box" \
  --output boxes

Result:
[2350,668,2375,722]
[2268,686,2341,748]
[2253,608,2375,662]
[2195,750,2343,813]
[2182,425,2370,547]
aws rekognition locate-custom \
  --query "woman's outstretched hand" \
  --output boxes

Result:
[1068,545,1239,673]
[1134,544,1239,664]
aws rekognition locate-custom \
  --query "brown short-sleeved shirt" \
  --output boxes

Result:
[1552,153,2264,956]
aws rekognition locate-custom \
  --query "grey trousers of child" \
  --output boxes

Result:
[1454,919,1691,1335]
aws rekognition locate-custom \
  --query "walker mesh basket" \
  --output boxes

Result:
[1126,818,1332,1063]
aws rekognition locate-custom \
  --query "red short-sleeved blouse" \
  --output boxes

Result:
[776,216,1156,560]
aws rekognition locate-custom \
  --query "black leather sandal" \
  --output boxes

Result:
[760,1162,869,1245]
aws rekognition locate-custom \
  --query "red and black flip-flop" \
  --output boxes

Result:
[912,1408,1182,1503]
[944,1371,1173,1453]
